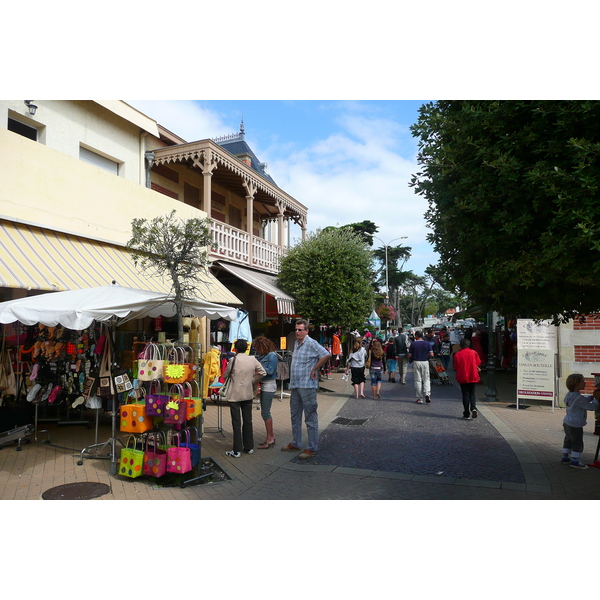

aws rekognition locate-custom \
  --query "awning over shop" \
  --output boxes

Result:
[215,261,295,315]
[0,220,241,305]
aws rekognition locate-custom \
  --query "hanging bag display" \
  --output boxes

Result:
[218,354,237,400]
[137,343,165,381]
[119,435,145,479]
[164,383,188,426]
[143,431,168,478]
[180,426,201,467]
[166,432,192,474]
[145,378,169,417]
[120,401,154,433]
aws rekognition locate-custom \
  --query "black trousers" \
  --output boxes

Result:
[459,382,477,416]
[229,399,254,453]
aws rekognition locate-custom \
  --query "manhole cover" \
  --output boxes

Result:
[332,417,368,426]
[42,482,110,500]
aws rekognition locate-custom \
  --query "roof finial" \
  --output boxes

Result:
[240,115,245,138]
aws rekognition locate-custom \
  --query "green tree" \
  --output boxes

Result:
[410,100,600,323]
[127,210,215,341]
[277,228,374,328]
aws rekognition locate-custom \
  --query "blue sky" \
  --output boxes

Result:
[128,99,435,275]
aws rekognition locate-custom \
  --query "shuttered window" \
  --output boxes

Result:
[79,146,119,175]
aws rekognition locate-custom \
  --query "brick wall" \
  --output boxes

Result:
[575,345,600,362]
[573,314,600,330]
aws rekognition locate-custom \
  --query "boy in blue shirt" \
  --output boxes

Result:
[561,373,600,469]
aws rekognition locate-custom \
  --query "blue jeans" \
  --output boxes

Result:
[260,390,275,421]
[289,388,319,451]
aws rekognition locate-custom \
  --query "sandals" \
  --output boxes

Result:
[257,440,276,449]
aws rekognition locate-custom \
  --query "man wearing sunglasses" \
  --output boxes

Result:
[282,319,330,459]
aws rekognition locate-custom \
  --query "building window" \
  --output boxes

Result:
[79,146,119,175]
[8,117,38,141]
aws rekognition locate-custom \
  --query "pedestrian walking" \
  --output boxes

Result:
[366,338,386,398]
[439,333,453,371]
[394,327,409,384]
[385,337,397,382]
[561,373,600,469]
[252,336,278,449]
[408,330,433,404]
[282,319,330,460]
[223,339,266,458]
[452,338,481,419]
[346,337,367,399]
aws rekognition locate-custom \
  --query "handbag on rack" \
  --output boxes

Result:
[180,427,201,467]
[184,380,202,419]
[112,367,133,394]
[119,435,145,478]
[164,383,187,426]
[166,432,193,474]
[145,378,169,417]
[98,336,114,396]
[164,347,193,384]
[120,402,154,433]
[143,432,168,478]
[137,343,165,381]
[218,354,237,399]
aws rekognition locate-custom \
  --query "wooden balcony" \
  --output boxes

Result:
[210,220,282,274]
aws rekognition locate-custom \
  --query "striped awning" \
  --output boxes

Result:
[0,220,241,305]
[215,261,295,315]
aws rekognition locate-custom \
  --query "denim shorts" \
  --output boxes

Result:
[370,370,382,385]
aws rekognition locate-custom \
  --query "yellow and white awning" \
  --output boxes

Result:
[0,219,241,305]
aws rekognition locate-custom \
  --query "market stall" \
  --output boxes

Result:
[0,284,237,477]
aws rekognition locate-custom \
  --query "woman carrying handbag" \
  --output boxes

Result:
[223,339,266,458]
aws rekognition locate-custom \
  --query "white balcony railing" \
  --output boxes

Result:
[210,220,282,274]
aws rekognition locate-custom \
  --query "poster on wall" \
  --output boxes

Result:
[516,319,558,409]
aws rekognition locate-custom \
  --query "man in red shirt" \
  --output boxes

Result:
[452,338,482,419]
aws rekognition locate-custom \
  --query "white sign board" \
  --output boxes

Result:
[516,319,558,409]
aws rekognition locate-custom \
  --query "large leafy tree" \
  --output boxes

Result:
[410,100,600,323]
[128,210,215,341]
[277,228,374,328]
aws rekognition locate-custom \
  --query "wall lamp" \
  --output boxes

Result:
[24,100,38,116]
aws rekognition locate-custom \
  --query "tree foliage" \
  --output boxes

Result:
[410,101,600,323]
[277,228,374,328]
[127,210,215,341]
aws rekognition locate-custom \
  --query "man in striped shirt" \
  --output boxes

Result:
[281,319,330,460]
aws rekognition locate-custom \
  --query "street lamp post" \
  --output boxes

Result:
[373,236,408,329]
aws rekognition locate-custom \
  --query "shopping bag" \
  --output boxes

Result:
[164,347,193,384]
[112,368,133,394]
[119,435,145,478]
[164,383,188,426]
[180,427,201,467]
[119,403,154,433]
[82,371,99,399]
[218,354,236,400]
[143,432,168,478]
[184,380,202,419]
[137,343,165,381]
[145,378,169,417]
[166,432,192,474]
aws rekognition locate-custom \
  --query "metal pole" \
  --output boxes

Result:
[485,311,498,401]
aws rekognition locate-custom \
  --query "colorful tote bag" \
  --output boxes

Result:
[164,347,193,384]
[166,433,192,474]
[143,432,168,478]
[120,402,154,433]
[119,436,145,478]
[137,343,165,381]
[180,427,201,467]
[145,378,169,417]
[183,380,202,419]
[113,368,133,394]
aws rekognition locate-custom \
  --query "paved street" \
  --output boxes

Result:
[2,364,600,500]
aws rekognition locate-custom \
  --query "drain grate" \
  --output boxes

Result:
[332,417,368,426]
[42,482,110,500]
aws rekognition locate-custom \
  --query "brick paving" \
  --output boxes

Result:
[1,365,600,500]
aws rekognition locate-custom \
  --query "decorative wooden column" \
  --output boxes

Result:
[276,200,285,247]
[197,150,217,216]
[243,178,257,267]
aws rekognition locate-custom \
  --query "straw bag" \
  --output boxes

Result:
[119,402,154,433]
[180,427,201,467]
[145,378,169,417]
[137,343,165,381]
[166,432,192,474]
[143,432,168,478]
[164,383,187,426]
[119,435,145,478]
[164,347,194,384]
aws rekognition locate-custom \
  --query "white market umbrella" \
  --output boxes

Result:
[0,284,238,329]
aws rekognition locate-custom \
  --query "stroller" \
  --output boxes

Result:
[429,357,452,385]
